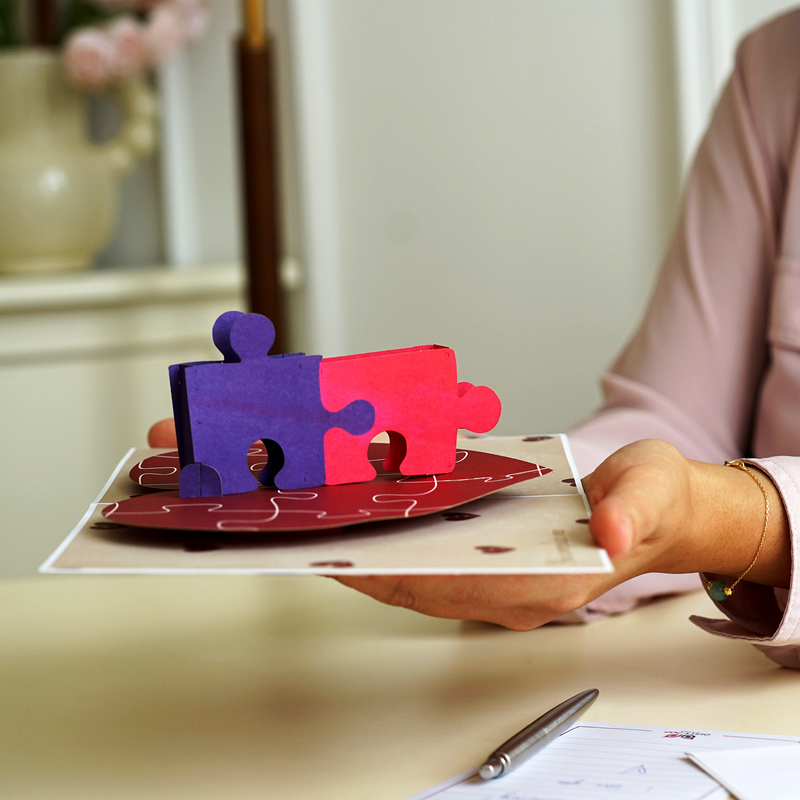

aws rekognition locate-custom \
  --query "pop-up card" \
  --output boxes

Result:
[41,313,610,575]
[41,435,612,575]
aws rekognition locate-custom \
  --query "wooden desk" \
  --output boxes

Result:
[1,576,797,799]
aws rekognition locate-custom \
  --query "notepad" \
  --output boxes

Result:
[407,722,800,800]
[688,744,800,800]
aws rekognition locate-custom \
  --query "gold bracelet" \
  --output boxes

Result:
[701,460,769,602]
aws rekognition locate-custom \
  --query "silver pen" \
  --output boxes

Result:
[479,688,599,780]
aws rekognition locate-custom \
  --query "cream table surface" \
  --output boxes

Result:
[2,575,798,799]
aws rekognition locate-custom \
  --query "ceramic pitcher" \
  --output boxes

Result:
[0,48,157,274]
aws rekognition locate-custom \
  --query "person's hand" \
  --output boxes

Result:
[148,418,177,448]
[334,439,790,629]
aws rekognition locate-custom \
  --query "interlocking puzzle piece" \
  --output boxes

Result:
[170,311,374,496]
[320,345,502,485]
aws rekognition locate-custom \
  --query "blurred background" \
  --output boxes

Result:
[0,0,795,577]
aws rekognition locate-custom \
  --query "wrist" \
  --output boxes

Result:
[687,459,790,590]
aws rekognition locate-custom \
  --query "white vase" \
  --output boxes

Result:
[0,49,157,274]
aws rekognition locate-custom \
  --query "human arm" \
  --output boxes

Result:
[559,12,800,649]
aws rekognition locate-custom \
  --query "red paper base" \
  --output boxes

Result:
[111,444,551,533]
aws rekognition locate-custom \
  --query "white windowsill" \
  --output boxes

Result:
[0,263,245,314]
[0,263,247,364]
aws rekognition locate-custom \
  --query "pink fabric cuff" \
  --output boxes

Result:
[554,573,703,624]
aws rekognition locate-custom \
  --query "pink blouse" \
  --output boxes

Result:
[567,9,800,668]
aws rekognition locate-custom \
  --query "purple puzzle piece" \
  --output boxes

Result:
[170,312,374,496]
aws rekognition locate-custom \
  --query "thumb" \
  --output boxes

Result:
[588,494,635,558]
[584,466,664,559]
[583,439,691,563]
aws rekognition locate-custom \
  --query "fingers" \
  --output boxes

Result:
[332,574,600,631]
[334,576,422,613]
[147,418,177,448]
[332,440,698,630]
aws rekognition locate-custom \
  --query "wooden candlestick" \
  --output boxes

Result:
[35,0,54,46]
[237,0,285,352]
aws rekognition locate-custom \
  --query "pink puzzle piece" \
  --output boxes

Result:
[320,345,501,485]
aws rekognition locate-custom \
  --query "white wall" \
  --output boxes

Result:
[293,0,681,435]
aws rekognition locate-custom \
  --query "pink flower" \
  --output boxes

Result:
[170,0,207,11]
[181,5,209,42]
[63,28,116,90]
[62,0,213,83]
[144,2,188,63]
[168,0,211,43]
[107,17,149,78]
[92,0,159,11]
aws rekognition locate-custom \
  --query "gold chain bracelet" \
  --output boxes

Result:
[701,460,769,602]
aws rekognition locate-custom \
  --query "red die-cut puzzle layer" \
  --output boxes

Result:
[110,444,551,533]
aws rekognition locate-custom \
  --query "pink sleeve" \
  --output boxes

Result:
[570,25,786,474]
[564,12,800,666]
